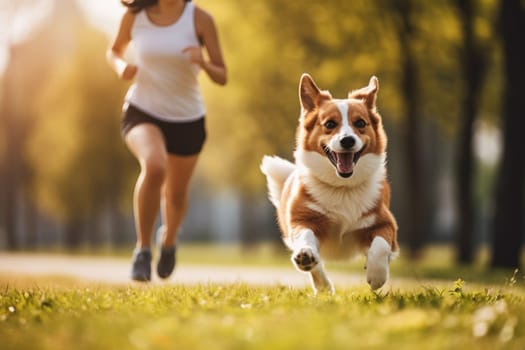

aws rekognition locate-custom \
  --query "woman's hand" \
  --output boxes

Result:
[182,46,205,66]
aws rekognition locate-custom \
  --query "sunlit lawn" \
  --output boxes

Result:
[2,244,525,349]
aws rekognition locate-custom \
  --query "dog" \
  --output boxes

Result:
[260,74,398,294]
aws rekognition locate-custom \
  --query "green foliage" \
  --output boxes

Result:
[198,0,499,191]
[26,24,135,223]
[199,0,403,191]
[1,279,524,349]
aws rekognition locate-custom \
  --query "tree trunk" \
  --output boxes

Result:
[64,219,83,250]
[239,193,259,249]
[24,198,39,249]
[490,0,525,268]
[2,48,20,251]
[455,0,487,264]
[392,0,425,258]
[0,94,5,244]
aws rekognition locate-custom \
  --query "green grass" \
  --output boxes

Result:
[1,275,525,350]
[3,244,525,349]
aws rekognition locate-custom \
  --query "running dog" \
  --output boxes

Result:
[260,74,398,293]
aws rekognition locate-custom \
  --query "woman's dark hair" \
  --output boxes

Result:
[121,0,191,13]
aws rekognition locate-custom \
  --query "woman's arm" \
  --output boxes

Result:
[106,10,137,80]
[185,7,227,86]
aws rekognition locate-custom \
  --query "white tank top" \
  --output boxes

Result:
[125,2,206,122]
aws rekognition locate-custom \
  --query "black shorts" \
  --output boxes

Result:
[121,103,206,156]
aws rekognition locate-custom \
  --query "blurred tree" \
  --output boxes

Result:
[0,45,21,250]
[453,0,492,264]
[0,0,63,249]
[27,16,134,249]
[200,0,401,192]
[381,0,426,258]
[490,0,525,268]
[0,0,134,250]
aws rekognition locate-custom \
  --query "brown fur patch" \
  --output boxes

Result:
[279,179,331,242]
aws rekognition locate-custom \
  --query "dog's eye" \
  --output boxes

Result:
[324,120,337,129]
[354,119,367,129]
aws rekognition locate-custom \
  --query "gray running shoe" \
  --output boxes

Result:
[157,245,176,279]
[131,248,151,282]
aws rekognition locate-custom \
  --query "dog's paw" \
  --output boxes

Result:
[366,257,389,290]
[292,247,319,271]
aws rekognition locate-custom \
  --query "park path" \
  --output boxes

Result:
[0,253,365,288]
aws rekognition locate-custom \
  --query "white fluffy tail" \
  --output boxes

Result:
[260,155,295,207]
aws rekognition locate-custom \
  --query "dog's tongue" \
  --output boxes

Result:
[335,152,355,175]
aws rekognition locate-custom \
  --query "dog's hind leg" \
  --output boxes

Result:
[289,228,334,294]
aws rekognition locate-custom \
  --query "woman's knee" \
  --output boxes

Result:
[165,190,189,211]
[141,156,167,185]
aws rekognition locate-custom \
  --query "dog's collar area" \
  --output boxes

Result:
[323,145,363,178]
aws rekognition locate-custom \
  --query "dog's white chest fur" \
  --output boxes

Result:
[295,150,386,258]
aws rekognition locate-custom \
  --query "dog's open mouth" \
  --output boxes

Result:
[323,146,363,178]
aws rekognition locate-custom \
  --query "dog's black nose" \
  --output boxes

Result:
[340,136,356,149]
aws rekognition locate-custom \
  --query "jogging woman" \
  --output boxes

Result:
[107,0,227,281]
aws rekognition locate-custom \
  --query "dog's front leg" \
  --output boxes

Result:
[290,228,334,294]
[366,236,392,290]
[309,264,334,294]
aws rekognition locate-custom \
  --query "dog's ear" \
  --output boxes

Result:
[349,76,379,109]
[299,73,329,113]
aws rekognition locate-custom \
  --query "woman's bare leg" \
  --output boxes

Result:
[160,154,200,247]
[125,124,167,249]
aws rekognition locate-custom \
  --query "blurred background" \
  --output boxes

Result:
[0,0,523,269]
